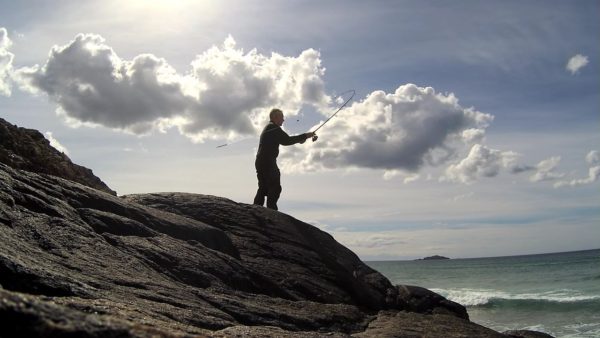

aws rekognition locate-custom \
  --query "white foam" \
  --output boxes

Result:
[561,322,600,338]
[522,324,550,334]
[430,288,506,306]
[430,288,600,306]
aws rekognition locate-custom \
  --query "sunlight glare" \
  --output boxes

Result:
[110,0,217,28]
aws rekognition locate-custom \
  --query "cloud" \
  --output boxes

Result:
[16,34,191,133]
[381,170,420,183]
[44,132,70,155]
[586,150,599,165]
[461,128,486,144]
[566,54,589,75]
[554,167,600,188]
[529,156,564,182]
[403,173,420,184]
[554,150,600,188]
[16,34,328,141]
[180,35,328,141]
[282,84,494,174]
[0,27,14,96]
[344,233,407,249]
[443,144,524,184]
[453,192,474,201]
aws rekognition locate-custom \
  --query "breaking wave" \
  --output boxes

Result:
[431,288,600,311]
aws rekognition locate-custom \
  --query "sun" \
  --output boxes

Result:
[125,0,211,11]
[113,0,216,20]
[103,0,218,32]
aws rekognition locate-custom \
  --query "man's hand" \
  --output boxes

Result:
[302,132,317,143]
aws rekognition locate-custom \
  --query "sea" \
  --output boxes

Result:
[366,249,600,338]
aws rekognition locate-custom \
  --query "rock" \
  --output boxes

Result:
[418,255,450,260]
[0,115,556,337]
[0,118,116,195]
[394,285,469,320]
[0,163,478,337]
[354,311,505,338]
[121,192,404,312]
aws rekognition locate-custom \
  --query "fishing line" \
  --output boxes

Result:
[309,89,355,142]
[216,89,355,148]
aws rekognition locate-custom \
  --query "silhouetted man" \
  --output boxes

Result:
[253,108,315,210]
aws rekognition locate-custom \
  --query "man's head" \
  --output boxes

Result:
[269,108,284,126]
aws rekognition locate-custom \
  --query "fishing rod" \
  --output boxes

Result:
[310,89,355,142]
[216,89,355,148]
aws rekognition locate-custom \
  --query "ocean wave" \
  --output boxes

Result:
[582,274,600,281]
[431,288,600,308]
[562,322,600,338]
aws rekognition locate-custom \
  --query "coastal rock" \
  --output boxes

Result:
[0,163,494,337]
[0,117,116,195]
[394,285,469,320]
[355,311,504,338]
[0,116,555,337]
[122,192,400,311]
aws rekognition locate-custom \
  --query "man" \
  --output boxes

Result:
[253,108,315,210]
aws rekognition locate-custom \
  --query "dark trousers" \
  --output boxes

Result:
[253,163,281,210]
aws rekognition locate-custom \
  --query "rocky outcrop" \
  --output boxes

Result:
[0,115,555,338]
[0,118,116,195]
[0,162,531,337]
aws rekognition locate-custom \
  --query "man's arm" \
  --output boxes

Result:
[275,128,309,146]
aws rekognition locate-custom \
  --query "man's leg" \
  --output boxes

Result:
[266,167,281,210]
[253,170,267,206]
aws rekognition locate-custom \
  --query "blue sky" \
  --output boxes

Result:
[1,0,598,259]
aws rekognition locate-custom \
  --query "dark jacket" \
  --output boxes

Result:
[255,122,307,167]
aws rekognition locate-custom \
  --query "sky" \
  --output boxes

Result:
[1,0,598,260]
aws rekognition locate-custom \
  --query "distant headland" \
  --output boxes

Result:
[418,255,450,261]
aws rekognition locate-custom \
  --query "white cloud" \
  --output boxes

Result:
[282,84,494,174]
[461,128,486,144]
[554,167,600,188]
[15,33,328,142]
[586,150,599,165]
[443,144,524,184]
[554,150,600,188]
[530,156,564,182]
[403,173,421,184]
[0,27,14,96]
[180,35,328,141]
[44,131,69,155]
[566,54,589,75]
[382,170,401,181]
[16,34,191,133]
[123,142,149,153]
[343,233,407,249]
[453,192,474,201]
[381,170,420,184]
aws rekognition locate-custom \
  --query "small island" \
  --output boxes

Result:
[418,255,450,260]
